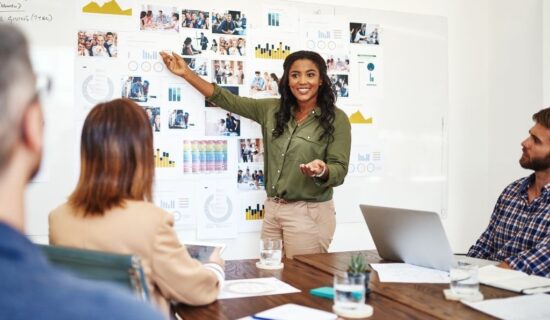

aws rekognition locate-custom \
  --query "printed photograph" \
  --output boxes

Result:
[140,5,179,32]
[180,29,210,56]
[143,106,161,132]
[330,74,349,98]
[238,138,264,163]
[184,58,209,79]
[121,76,156,102]
[211,36,246,56]
[168,109,195,129]
[212,60,244,85]
[212,10,247,35]
[237,164,265,190]
[350,22,380,45]
[205,108,241,136]
[323,54,350,73]
[181,9,210,29]
[249,70,280,98]
[77,31,118,57]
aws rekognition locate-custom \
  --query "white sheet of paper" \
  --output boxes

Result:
[218,277,300,299]
[371,263,450,283]
[462,294,550,320]
[236,303,337,320]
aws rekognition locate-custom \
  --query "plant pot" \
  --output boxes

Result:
[348,271,371,297]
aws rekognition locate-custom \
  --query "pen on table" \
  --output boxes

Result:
[251,315,275,320]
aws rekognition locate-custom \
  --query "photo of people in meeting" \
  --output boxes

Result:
[237,164,265,191]
[212,10,247,35]
[181,37,202,56]
[140,5,180,32]
[330,74,349,97]
[324,54,350,73]
[168,109,193,129]
[238,139,264,163]
[212,60,244,85]
[205,108,241,136]
[211,36,246,56]
[350,22,380,45]
[184,58,209,79]
[249,70,280,98]
[77,31,118,58]
[181,9,210,29]
[121,76,153,102]
[143,107,161,133]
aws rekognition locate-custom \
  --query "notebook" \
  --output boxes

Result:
[478,265,550,294]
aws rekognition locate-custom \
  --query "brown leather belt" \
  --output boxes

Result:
[269,197,294,204]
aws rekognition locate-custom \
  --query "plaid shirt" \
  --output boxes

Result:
[467,175,550,277]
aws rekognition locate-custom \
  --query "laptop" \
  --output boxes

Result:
[360,204,497,271]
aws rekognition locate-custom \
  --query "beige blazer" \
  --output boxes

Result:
[49,200,220,315]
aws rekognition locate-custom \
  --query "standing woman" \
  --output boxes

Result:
[160,50,351,258]
[49,99,224,316]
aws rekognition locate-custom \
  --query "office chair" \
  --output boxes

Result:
[39,244,150,301]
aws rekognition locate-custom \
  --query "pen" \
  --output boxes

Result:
[251,315,275,320]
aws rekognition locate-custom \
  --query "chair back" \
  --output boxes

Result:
[39,244,150,301]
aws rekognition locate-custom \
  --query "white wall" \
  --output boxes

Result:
[487,0,542,230]
[301,0,545,254]
[27,0,546,258]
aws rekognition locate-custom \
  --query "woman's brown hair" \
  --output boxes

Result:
[69,98,154,215]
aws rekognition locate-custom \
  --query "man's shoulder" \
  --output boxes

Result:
[47,277,163,319]
[0,255,163,320]
[502,176,530,194]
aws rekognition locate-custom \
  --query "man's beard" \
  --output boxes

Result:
[519,151,550,171]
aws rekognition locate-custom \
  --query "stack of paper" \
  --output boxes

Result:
[478,265,550,293]
[370,263,450,283]
[238,303,337,320]
[463,294,550,320]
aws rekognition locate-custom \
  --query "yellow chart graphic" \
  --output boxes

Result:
[82,0,132,16]
[349,111,373,124]
[155,149,176,168]
[244,203,264,221]
[254,42,292,60]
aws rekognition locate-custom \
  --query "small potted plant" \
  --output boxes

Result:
[347,254,371,296]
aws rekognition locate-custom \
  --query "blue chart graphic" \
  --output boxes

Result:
[268,12,280,26]
[168,87,182,102]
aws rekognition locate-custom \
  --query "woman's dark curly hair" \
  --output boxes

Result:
[273,50,336,142]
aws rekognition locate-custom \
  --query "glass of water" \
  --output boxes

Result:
[259,238,282,266]
[450,260,479,296]
[333,273,366,310]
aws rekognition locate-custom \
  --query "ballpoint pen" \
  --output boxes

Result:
[251,315,275,320]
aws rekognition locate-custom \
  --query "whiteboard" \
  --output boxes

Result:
[0,0,448,239]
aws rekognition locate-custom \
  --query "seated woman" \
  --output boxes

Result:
[48,98,224,316]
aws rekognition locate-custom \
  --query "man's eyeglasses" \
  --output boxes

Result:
[29,74,52,105]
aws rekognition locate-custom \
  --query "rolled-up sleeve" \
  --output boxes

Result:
[505,235,550,277]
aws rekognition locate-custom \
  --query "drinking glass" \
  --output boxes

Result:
[259,238,282,266]
[333,273,366,310]
[450,260,479,296]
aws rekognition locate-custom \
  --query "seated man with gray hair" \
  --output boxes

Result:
[0,24,163,320]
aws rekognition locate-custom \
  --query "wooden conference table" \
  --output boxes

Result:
[176,250,519,319]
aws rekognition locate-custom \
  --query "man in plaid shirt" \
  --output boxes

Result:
[467,108,550,277]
